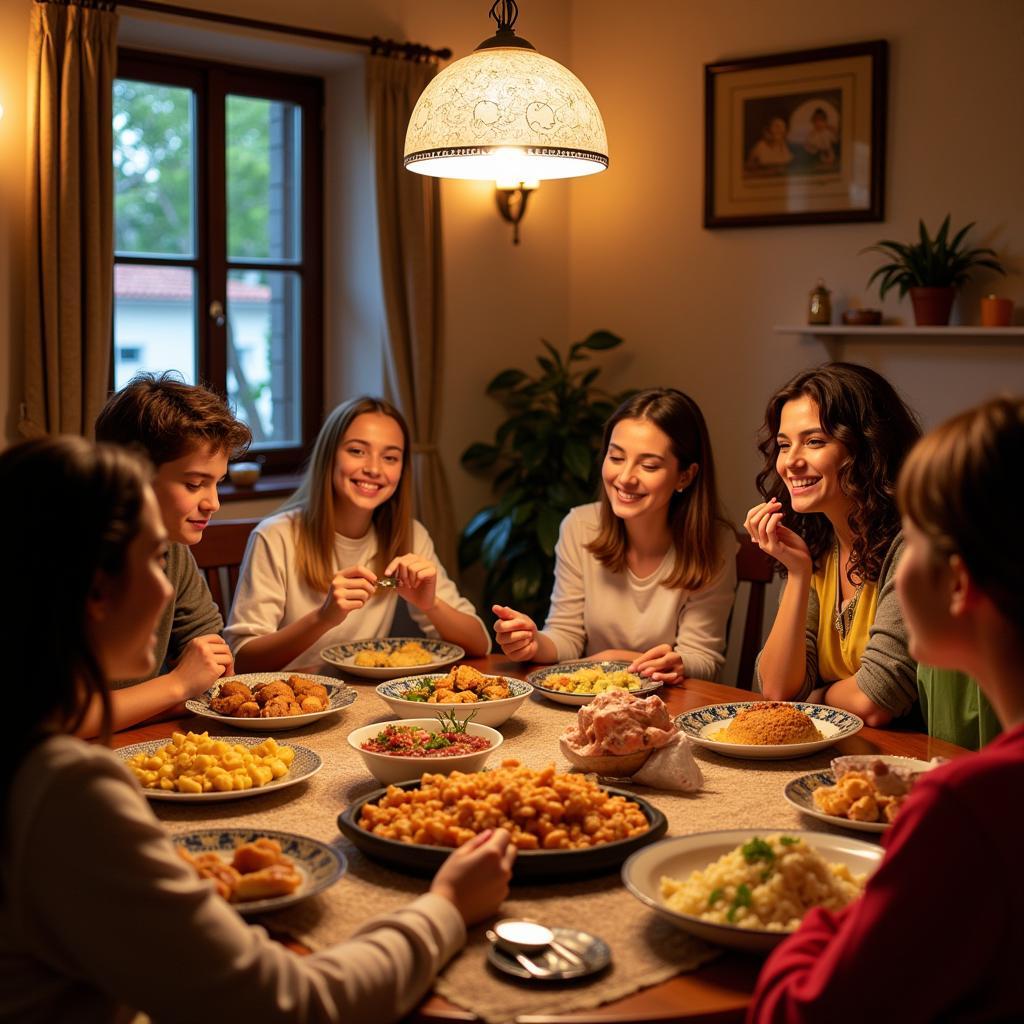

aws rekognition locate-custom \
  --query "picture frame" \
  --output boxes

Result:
[704,40,887,228]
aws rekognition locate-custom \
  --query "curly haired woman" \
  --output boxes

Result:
[743,363,921,725]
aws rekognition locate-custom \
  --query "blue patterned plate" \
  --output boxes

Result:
[117,735,323,801]
[173,827,345,916]
[186,673,357,732]
[526,660,663,706]
[675,702,863,759]
[320,637,465,680]
[784,755,934,832]
[376,673,533,727]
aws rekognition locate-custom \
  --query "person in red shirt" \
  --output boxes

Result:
[749,395,1024,1023]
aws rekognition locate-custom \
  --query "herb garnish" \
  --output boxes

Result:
[741,837,775,864]
[779,836,800,846]
[727,884,752,923]
[434,708,474,734]
[707,888,723,907]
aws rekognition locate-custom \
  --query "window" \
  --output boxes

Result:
[113,51,323,471]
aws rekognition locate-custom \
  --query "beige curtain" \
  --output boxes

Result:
[366,55,457,572]
[21,0,118,439]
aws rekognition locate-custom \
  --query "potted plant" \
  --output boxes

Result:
[458,331,632,624]
[863,215,1005,326]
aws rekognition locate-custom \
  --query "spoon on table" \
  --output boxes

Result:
[486,929,554,977]
[491,919,585,969]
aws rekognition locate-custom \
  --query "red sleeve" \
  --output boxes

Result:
[746,778,1001,1023]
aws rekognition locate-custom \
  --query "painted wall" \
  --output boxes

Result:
[568,0,1024,528]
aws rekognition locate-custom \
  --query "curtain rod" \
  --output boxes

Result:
[114,0,452,61]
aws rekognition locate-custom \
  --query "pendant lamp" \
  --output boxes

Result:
[404,0,608,182]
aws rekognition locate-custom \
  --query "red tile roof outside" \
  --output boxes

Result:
[114,264,270,302]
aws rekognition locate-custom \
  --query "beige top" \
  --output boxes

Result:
[225,510,489,669]
[538,504,738,680]
[0,735,465,1024]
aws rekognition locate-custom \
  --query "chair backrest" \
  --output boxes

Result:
[191,518,261,621]
[734,538,776,690]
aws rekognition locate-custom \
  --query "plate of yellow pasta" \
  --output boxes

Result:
[116,731,323,802]
[320,637,465,680]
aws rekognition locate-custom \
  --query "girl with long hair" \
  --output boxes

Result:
[494,388,737,683]
[744,363,921,725]
[0,436,513,1021]
[750,396,1024,1021]
[228,396,489,671]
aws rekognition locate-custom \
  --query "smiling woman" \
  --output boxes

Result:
[493,388,738,684]
[744,363,922,726]
[226,396,490,672]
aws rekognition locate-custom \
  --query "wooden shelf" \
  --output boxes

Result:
[775,325,1024,338]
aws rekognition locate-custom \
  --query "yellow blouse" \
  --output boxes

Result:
[812,544,880,683]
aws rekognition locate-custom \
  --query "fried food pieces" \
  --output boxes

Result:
[429,665,511,703]
[178,837,303,903]
[209,676,330,719]
[358,759,650,851]
[811,757,922,824]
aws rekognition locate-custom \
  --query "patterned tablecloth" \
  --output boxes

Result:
[140,677,873,1024]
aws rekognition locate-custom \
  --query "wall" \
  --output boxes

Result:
[0,0,572,532]
[569,0,1024,529]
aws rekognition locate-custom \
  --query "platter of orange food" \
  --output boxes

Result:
[186,673,357,732]
[174,828,346,916]
[337,759,666,881]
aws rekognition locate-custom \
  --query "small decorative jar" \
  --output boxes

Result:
[808,279,832,325]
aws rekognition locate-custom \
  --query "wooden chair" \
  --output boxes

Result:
[191,518,261,621]
[733,538,776,690]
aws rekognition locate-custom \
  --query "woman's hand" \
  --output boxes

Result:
[319,565,375,625]
[169,635,234,696]
[492,604,539,661]
[628,643,684,685]
[385,554,438,612]
[744,498,812,575]
[430,829,516,925]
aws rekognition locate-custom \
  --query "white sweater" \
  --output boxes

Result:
[538,503,738,681]
[225,510,488,669]
[0,736,465,1024]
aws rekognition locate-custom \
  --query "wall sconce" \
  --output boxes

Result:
[495,179,538,245]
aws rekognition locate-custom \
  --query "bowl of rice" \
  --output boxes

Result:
[622,830,881,953]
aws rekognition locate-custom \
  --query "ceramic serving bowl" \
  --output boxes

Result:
[347,717,503,784]
[557,738,652,777]
[375,674,532,728]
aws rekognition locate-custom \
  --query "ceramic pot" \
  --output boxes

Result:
[909,286,955,326]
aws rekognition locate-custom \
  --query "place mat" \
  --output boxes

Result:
[151,689,862,1022]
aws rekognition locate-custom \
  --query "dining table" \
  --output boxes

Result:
[112,655,969,1024]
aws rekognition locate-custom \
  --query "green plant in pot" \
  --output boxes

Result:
[459,330,632,624]
[863,215,1005,326]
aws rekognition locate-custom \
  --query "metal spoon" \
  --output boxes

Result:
[485,929,554,978]
[492,919,585,968]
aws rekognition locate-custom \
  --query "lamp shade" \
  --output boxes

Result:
[404,46,608,181]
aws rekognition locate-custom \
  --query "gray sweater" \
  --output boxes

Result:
[112,542,223,689]
[755,534,917,717]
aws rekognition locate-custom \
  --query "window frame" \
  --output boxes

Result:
[115,49,324,473]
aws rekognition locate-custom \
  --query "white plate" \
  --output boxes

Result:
[186,673,357,732]
[784,756,934,833]
[375,674,533,728]
[173,828,346,916]
[117,735,322,802]
[675,702,863,759]
[622,829,882,954]
[525,660,663,706]
[347,718,504,784]
[320,637,465,680]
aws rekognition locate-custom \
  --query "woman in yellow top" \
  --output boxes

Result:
[744,363,921,726]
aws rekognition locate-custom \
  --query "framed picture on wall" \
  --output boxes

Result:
[704,40,887,228]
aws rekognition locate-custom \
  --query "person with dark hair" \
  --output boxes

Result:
[227,396,488,672]
[744,363,922,725]
[0,436,514,1022]
[493,388,737,683]
[89,371,253,733]
[749,396,1024,1022]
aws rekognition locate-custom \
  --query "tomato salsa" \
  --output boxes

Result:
[361,724,491,757]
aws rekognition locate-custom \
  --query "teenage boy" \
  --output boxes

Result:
[87,372,252,734]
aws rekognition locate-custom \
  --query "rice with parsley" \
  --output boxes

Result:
[660,834,865,932]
